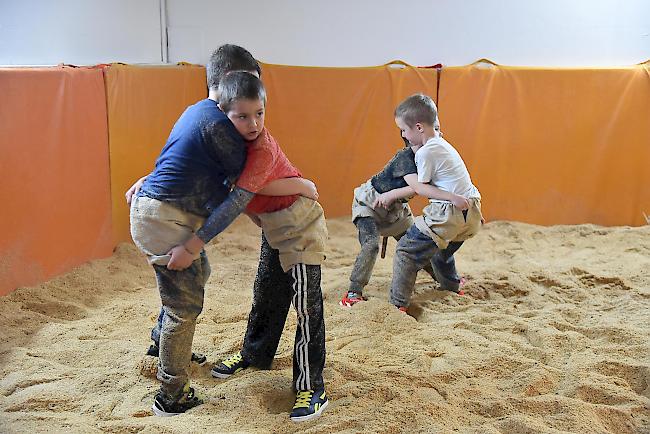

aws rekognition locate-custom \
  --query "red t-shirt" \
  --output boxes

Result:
[236,128,301,214]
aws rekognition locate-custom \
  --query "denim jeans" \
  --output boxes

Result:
[389,225,440,307]
[151,309,164,346]
[153,250,210,399]
[351,217,462,295]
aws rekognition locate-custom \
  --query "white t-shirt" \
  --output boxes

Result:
[415,135,480,200]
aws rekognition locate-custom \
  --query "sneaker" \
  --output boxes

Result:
[146,344,208,366]
[398,306,408,313]
[152,384,203,417]
[290,389,329,422]
[211,351,250,379]
[191,352,208,365]
[339,291,366,307]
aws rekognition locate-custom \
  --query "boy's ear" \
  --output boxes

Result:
[415,122,424,132]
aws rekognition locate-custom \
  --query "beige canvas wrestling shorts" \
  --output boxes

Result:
[259,196,328,272]
[415,197,482,250]
[351,180,414,237]
[130,195,204,266]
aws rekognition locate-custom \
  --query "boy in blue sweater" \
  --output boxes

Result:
[127,45,315,417]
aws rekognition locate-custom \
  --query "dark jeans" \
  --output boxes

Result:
[152,250,210,398]
[241,235,326,392]
[151,309,164,346]
[350,216,462,294]
[390,225,450,307]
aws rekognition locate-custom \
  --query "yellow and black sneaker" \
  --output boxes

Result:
[211,351,250,379]
[290,389,329,422]
[152,383,203,417]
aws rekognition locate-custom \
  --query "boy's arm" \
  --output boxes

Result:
[166,186,254,270]
[372,186,415,209]
[257,177,318,200]
[403,174,469,210]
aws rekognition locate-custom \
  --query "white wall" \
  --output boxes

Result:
[166,0,650,67]
[0,0,162,65]
[1,0,648,67]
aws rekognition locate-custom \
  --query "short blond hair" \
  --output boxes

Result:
[394,94,438,128]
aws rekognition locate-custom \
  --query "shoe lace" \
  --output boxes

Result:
[222,352,243,368]
[293,390,314,409]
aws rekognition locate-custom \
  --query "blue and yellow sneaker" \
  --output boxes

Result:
[211,351,250,379]
[290,389,329,422]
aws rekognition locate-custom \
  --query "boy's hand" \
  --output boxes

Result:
[450,194,470,210]
[167,245,195,271]
[125,176,147,205]
[373,192,395,209]
[299,179,319,200]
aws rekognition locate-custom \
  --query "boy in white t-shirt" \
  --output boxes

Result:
[383,94,483,312]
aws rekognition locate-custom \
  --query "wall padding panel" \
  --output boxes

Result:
[0,67,113,295]
[105,64,208,244]
[262,62,440,218]
[438,62,650,226]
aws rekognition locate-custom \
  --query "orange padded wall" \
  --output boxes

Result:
[105,64,208,244]
[105,62,439,230]
[438,62,650,226]
[2,62,648,295]
[0,67,113,296]
[262,63,439,218]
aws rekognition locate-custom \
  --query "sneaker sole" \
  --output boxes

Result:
[210,370,232,379]
[290,399,329,422]
[152,402,182,417]
[210,366,246,379]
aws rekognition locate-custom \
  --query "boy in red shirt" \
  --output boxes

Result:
[210,72,329,422]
